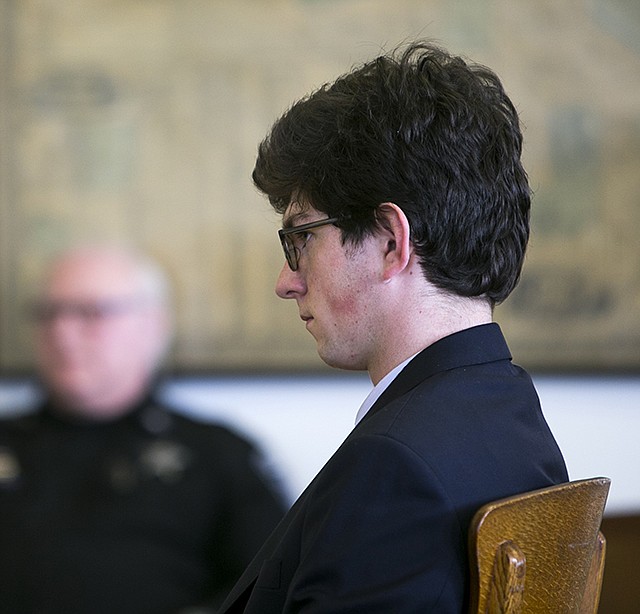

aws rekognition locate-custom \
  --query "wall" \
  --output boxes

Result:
[2,1,640,372]
[2,373,638,512]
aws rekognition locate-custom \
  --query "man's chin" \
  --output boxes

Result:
[316,348,364,372]
[47,379,100,415]
[48,377,91,401]
[50,390,94,413]
[50,393,127,422]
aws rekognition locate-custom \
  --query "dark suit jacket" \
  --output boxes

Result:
[218,324,568,613]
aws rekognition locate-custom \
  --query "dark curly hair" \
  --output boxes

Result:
[253,41,531,304]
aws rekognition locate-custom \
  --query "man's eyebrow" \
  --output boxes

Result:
[282,211,310,229]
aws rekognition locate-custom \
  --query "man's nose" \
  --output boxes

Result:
[275,262,306,299]
[44,312,85,336]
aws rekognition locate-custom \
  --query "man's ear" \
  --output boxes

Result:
[377,202,412,281]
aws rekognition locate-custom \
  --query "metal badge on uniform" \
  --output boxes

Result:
[0,446,21,487]
[139,405,173,435]
[139,440,192,483]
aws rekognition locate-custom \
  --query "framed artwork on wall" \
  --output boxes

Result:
[1,0,639,372]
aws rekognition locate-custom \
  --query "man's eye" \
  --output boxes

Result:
[292,231,311,248]
[79,305,109,320]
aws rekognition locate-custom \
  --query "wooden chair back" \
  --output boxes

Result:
[468,477,611,614]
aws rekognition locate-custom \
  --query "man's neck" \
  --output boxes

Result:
[368,295,493,385]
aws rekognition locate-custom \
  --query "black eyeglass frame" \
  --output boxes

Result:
[29,297,145,324]
[278,217,340,271]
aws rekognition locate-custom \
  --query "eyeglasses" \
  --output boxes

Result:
[29,298,143,325]
[278,217,340,271]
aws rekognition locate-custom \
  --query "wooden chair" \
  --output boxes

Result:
[468,477,611,614]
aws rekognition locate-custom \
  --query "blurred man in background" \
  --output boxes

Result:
[0,245,287,614]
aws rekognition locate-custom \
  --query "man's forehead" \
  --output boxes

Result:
[45,255,137,300]
[282,202,320,228]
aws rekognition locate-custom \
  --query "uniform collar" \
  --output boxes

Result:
[36,388,170,432]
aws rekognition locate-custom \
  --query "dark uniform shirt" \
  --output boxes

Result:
[0,394,288,614]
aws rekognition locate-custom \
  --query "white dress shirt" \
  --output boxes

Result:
[355,352,419,425]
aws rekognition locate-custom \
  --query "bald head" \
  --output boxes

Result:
[32,246,173,421]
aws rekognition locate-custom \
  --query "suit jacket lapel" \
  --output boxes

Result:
[364,323,511,422]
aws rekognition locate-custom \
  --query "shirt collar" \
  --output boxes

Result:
[355,352,419,425]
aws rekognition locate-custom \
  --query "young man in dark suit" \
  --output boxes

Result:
[218,41,568,613]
